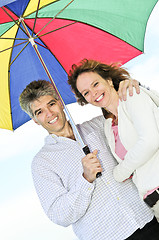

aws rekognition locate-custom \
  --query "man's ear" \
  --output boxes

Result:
[57,99,64,109]
[33,118,40,125]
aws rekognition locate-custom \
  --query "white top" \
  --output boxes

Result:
[104,87,159,197]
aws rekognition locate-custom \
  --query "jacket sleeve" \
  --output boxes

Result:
[113,89,159,182]
[32,159,95,227]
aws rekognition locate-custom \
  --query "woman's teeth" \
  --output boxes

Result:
[96,94,104,102]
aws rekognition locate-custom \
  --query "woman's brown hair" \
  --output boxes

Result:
[68,59,130,118]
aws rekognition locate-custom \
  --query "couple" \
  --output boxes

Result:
[19,59,159,240]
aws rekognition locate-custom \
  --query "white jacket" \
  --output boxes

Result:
[104,87,159,198]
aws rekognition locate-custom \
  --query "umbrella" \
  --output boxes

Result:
[0,0,158,132]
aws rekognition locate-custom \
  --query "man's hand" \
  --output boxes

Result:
[118,79,140,101]
[82,150,102,183]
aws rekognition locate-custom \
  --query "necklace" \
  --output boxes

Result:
[113,116,118,125]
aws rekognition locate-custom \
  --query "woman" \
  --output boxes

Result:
[68,59,159,221]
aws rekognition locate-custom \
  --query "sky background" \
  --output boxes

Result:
[0,2,159,240]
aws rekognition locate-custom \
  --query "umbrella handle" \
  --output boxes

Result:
[83,145,102,178]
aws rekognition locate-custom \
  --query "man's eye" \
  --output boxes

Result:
[50,102,56,106]
[37,111,42,115]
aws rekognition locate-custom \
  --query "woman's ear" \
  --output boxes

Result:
[107,79,114,87]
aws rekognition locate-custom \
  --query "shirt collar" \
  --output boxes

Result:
[45,132,78,145]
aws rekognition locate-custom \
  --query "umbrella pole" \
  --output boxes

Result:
[20,20,85,147]
[21,20,101,178]
[30,41,101,178]
[30,38,86,147]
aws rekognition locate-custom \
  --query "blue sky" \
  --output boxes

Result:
[0,2,159,239]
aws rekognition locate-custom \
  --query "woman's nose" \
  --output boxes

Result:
[92,88,97,97]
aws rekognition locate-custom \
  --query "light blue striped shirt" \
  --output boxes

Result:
[32,116,153,240]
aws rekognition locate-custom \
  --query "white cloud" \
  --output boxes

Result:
[128,55,159,90]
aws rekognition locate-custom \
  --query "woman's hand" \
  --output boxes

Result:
[118,79,140,101]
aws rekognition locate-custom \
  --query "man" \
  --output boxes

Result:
[19,80,159,240]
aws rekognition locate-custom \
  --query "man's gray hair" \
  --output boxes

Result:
[19,80,59,117]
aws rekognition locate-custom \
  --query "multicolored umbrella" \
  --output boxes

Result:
[0,0,158,131]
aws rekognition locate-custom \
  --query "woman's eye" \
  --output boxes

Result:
[83,91,88,97]
[94,82,98,87]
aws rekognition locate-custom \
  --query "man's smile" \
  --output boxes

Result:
[48,116,58,124]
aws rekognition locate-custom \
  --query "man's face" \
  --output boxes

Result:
[31,95,67,135]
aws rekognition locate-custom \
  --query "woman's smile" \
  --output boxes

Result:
[76,72,112,108]
[95,93,105,102]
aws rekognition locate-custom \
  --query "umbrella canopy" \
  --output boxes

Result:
[0,0,16,7]
[0,0,158,131]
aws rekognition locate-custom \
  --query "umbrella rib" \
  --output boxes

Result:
[0,40,28,53]
[1,7,29,37]
[34,21,76,39]
[10,41,29,66]
[0,37,28,40]
[34,41,48,49]
[34,0,74,38]
[31,0,41,37]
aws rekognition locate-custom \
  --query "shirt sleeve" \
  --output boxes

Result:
[32,160,95,227]
[113,89,159,182]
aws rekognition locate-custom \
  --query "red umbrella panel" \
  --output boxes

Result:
[0,0,158,131]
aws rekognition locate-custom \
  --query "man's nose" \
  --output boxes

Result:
[46,108,53,117]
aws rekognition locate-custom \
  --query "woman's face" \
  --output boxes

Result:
[76,71,114,108]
